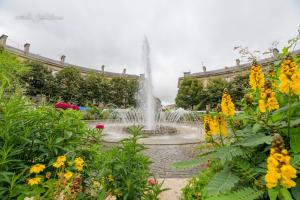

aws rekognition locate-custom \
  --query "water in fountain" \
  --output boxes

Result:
[141,37,155,130]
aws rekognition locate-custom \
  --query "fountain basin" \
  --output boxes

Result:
[88,121,204,145]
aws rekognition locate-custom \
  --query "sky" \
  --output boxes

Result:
[0,0,299,105]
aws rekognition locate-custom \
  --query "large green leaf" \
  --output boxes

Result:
[280,188,293,200]
[207,187,263,200]
[291,178,300,200]
[171,156,210,169]
[289,127,300,153]
[237,134,272,147]
[207,167,239,196]
[268,188,279,200]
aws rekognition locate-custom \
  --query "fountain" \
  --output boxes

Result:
[141,37,155,130]
[88,37,203,144]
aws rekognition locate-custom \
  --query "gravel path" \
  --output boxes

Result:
[143,143,201,178]
[104,142,202,178]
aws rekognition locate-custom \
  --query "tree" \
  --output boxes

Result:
[125,79,139,107]
[55,67,84,104]
[22,62,55,97]
[175,78,204,110]
[205,78,229,108]
[228,75,249,108]
[85,72,110,105]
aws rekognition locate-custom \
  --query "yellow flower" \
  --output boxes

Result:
[108,174,114,182]
[249,61,265,91]
[28,177,41,186]
[204,115,214,136]
[279,56,300,95]
[64,171,74,180]
[212,114,227,137]
[221,89,235,116]
[74,157,84,172]
[53,155,66,168]
[259,81,279,113]
[29,164,46,174]
[265,135,297,189]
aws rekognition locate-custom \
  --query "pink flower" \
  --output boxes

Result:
[55,102,70,110]
[148,178,157,186]
[96,124,104,129]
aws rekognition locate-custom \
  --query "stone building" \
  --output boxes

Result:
[0,34,139,79]
[178,49,300,88]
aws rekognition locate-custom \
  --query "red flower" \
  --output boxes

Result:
[96,124,105,129]
[55,102,70,110]
[55,102,80,111]
[148,178,157,186]
[70,105,80,110]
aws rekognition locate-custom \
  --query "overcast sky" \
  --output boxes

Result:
[0,0,299,104]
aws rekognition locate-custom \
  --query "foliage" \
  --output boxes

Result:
[205,78,229,109]
[109,77,138,108]
[178,34,300,200]
[21,62,55,98]
[0,51,104,199]
[176,77,205,110]
[98,126,165,200]
[54,67,84,104]
[19,61,139,107]
[0,50,27,95]
[228,75,249,107]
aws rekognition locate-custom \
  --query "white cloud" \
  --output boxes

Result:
[0,0,299,104]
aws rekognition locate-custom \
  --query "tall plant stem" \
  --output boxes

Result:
[229,118,238,141]
[287,92,291,137]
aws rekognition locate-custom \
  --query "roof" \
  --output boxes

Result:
[4,45,140,79]
[182,49,300,79]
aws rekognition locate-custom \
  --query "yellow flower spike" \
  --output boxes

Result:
[29,164,46,174]
[249,61,265,91]
[279,55,300,95]
[28,177,42,186]
[259,81,279,113]
[221,89,235,116]
[265,134,297,189]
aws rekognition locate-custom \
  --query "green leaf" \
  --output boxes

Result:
[207,187,263,200]
[289,127,300,153]
[207,167,239,196]
[171,156,210,169]
[280,188,293,200]
[268,188,279,200]
[291,178,300,200]
[238,134,272,147]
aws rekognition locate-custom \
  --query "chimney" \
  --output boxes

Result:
[24,43,30,55]
[202,66,206,72]
[272,48,279,58]
[101,65,105,72]
[0,35,8,47]
[183,71,191,77]
[123,68,126,74]
[60,55,66,64]
[235,59,240,66]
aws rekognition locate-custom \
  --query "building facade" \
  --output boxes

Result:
[0,34,139,80]
[178,49,300,88]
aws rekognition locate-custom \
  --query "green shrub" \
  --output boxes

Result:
[98,126,164,200]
